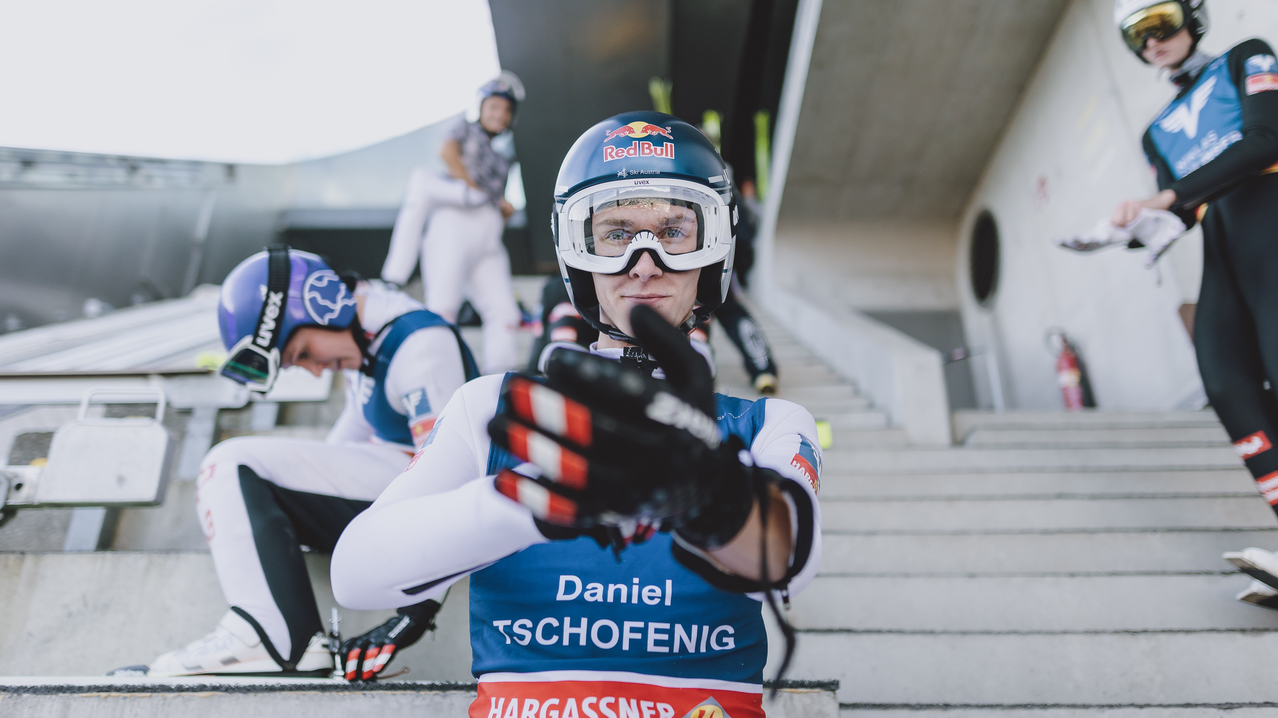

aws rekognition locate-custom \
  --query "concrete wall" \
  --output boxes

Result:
[774,221,959,311]
[956,0,1278,411]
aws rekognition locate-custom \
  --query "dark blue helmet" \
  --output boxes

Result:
[552,111,738,344]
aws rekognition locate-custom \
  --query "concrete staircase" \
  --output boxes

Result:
[710,304,1278,714]
[7,294,1275,715]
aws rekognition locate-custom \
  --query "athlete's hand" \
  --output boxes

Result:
[487,305,752,540]
[340,601,438,682]
[1111,189,1176,227]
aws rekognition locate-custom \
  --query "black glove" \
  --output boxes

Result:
[340,600,438,681]
[488,305,755,547]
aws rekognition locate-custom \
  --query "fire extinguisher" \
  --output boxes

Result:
[1046,329,1096,411]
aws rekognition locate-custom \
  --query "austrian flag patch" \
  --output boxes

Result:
[1246,73,1278,95]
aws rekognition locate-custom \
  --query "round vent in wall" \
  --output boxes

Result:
[969,210,1000,306]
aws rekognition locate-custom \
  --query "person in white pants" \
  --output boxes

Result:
[382,73,525,374]
[109,248,478,680]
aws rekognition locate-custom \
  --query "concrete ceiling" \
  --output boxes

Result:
[781,0,1069,222]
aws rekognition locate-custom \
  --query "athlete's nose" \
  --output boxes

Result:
[629,250,664,281]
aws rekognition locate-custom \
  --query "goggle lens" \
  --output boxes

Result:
[586,198,704,258]
[1121,2,1185,52]
[219,339,279,392]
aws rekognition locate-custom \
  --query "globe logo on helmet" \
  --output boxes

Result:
[303,270,357,326]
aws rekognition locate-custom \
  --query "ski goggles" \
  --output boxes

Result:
[556,179,732,274]
[1120,2,1185,52]
[219,246,291,392]
[220,335,279,392]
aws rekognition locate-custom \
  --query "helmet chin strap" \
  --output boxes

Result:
[596,311,697,348]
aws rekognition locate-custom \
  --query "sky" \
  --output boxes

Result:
[0,0,502,164]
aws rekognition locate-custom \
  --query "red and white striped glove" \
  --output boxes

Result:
[488,305,752,543]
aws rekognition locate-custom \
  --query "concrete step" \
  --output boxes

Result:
[0,678,837,718]
[719,368,843,389]
[817,470,1256,499]
[840,709,1278,716]
[840,708,1278,717]
[826,429,910,449]
[773,385,861,402]
[787,396,873,413]
[820,496,1276,533]
[826,447,1243,473]
[821,411,890,430]
[0,679,475,717]
[963,426,1231,448]
[820,530,1278,575]
[793,574,1277,631]
[953,410,1222,438]
[787,632,1278,707]
[0,552,473,679]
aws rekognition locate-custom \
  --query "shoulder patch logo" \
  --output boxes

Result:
[402,388,431,420]
[1246,54,1278,75]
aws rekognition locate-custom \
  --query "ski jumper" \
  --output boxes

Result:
[195,282,477,668]
[382,115,522,374]
[331,349,823,718]
[1142,40,1278,509]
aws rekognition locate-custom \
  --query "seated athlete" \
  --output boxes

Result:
[332,113,823,718]
[110,247,478,678]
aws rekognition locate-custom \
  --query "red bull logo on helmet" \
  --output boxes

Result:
[603,121,675,162]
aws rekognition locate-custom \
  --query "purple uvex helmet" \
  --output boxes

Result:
[217,248,358,353]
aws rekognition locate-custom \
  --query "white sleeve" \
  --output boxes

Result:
[747,398,823,598]
[332,375,547,611]
[325,372,374,444]
[382,325,469,450]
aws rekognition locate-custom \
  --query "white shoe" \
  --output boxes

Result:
[116,610,331,677]
[1236,579,1278,610]
[1223,547,1278,590]
[752,373,778,395]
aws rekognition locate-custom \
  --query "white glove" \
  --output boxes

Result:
[1055,219,1132,253]
[1126,209,1187,269]
[1055,209,1186,269]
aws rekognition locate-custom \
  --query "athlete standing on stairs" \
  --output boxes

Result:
[1108,0,1278,606]
[381,72,525,374]
[332,112,822,718]
[109,247,478,678]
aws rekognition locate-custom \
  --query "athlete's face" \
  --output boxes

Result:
[479,97,513,134]
[592,210,702,348]
[282,326,362,377]
[1142,27,1193,69]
